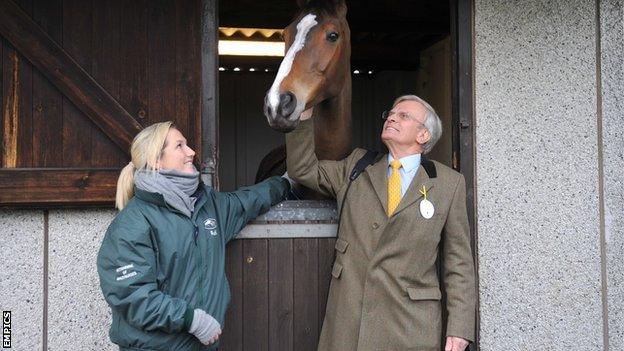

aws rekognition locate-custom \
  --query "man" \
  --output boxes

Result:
[285,95,476,351]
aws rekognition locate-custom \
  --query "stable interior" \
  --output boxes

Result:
[218,0,452,191]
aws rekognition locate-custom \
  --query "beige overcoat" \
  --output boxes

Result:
[285,119,476,351]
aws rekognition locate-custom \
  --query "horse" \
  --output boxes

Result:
[256,0,352,185]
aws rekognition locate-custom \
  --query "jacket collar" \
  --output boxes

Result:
[134,182,208,218]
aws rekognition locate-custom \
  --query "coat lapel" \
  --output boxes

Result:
[365,156,389,214]
[392,164,434,216]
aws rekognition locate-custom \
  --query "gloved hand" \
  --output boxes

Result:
[281,171,296,189]
[282,172,303,200]
[189,309,221,345]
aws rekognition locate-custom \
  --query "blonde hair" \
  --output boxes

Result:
[115,121,174,210]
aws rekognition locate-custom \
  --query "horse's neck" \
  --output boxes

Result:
[314,78,352,160]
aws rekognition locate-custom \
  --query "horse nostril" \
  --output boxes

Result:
[278,92,297,117]
[280,92,292,105]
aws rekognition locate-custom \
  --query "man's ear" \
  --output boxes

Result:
[416,129,431,145]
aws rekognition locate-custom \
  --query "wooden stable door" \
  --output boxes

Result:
[0,0,203,206]
[221,238,336,351]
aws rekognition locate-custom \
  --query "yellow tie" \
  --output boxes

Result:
[387,160,402,216]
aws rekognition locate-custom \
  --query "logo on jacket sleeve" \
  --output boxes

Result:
[204,218,218,236]
[115,263,137,281]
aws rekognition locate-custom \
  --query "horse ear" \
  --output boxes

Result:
[333,0,347,17]
[337,2,347,17]
[296,0,311,8]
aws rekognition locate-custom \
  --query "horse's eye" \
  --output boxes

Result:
[326,32,339,42]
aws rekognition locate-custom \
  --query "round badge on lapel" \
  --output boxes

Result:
[420,199,435,219]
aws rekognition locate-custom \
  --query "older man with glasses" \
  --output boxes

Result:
[285,95,476,351]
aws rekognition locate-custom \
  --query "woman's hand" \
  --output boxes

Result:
[207,330,221,344]
[189,309,221,345]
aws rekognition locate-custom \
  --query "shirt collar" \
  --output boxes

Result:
[387,153,421,173]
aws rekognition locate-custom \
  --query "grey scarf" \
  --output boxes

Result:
[134,166,200,217]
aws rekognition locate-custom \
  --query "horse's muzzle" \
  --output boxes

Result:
[264,92,300,133]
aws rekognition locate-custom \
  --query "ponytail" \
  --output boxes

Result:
[115,162,136,210]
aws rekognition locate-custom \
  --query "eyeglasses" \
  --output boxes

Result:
[381,110,419,122]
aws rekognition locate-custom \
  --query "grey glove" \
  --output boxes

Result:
[189,309,221,345]
[282,172,296,189]
[282,172,303,200]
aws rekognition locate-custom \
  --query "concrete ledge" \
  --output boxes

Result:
[237,223,337,239]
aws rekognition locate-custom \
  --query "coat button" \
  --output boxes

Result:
[372,222,379,229]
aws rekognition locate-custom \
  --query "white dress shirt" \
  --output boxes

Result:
[387,153,422,197]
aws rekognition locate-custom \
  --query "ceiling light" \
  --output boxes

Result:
[218,40,285,57]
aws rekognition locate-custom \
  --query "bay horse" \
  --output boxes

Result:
[256,0,352,185]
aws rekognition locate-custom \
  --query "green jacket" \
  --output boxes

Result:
[97,177,289,351]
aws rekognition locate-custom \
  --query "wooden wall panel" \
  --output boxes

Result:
[293,239,320,351]
[175,0,201,141]
[222,239,244,351]
[32,0,62,167]
[14,0,33,168]
[0,26,3,167]
[147,0,176,125]
[242,239,269,351]
[2,0,34,168]
[268,239,294,351]
[221,237,335,350]
[62,0,93,167]
[119,0,149,129]
[92,0,123,167]
[0,168,118,205]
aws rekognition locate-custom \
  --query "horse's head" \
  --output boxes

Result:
[264,0,350,132]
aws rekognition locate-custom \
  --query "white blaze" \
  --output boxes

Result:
[267,14,318,116]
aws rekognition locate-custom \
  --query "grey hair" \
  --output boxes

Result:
[392,95,442,154]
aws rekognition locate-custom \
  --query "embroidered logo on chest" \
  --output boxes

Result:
[204,218,218,236]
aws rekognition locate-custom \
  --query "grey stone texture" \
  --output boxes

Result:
[0,210,44,350]
[601,0,624,347]
[48,209,116,350]
[475,0,605,350]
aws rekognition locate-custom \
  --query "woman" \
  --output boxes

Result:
[97,121,291,350]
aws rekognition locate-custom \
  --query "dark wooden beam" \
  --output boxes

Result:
[450,0,478,349]
[201,0,219,188]
[0,169,119,207]
[0,0,142,154]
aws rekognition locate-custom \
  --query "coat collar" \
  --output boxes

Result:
[134,183,208,219]
[365,155,435,217]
